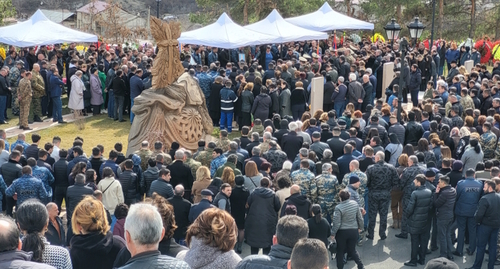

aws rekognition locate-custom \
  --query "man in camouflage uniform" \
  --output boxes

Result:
[263,140,287,175]
[195,142,216,168]
[30,63,45,122]
[18,71,32,130]
[153,141,172,166]
[366,152,399,240]
[8,61,23,116]
[291,159,317,203]
[134,141,153,171]
[480,122,497,159]
[184,150,201,179]
[259,132,281,155]
[460,88,475,117]
[315,163,340,221]
[396,155,424,239]
[216,130,231,153]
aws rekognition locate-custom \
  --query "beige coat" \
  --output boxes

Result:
[97,176,124,215]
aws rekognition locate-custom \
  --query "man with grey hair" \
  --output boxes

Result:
[362,74,373,111]
[167,149,194,201]
[365,151,398,241]
[347,72,365,110]
[236,215,309,269]
[396,155,425,239]
[315,149,339,178]
[314,163,339,220]
[258,132,274,154]
[263,140,287,174]
[295,121,311,145]
[121,203,190,269]
[281,122,304,161]
[224,141,244,170]
[245,132,261,156]
[291,148,315,174]
[244,147,266,175]
[332,76,347,117]
[215,154,242,178]
[168,185,192,245]
[183,149,202,180]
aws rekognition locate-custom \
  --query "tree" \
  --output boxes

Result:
[0,0,16,26]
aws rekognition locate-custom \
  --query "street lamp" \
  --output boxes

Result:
[397,38,408,124]
[407,17,425,47]
[383,18,402,47]
[156,0,161,18]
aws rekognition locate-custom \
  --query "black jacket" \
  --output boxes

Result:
[245,187,280,248]
[366,160,399,193]
[25,144,39,160]
[117,170,139,204]
[70,231,125,269]
[167,161,194,191]
[280,193,311,219]
[446,170,463,188]
[90,157,105,182]
[113,239,188,268]
[236,244,293,269]
[111,76,127,96]
[475,192,500,228]
[326,136,346,162]
[433,185,456,220]
[66,182,94,221]
[118,250,189,269]
[168,195,192,240]
[405,186,432,234]
[240,136,252,149]
[405,121,425,146]
[363,123,389,146]
[149,179,174,199]
[53,159,69,188]
[142,167,159,196]
[0,159,22,186]
[281,131,303,161]
[46,216,66,247]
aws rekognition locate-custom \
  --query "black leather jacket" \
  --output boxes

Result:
[475,192,500,228]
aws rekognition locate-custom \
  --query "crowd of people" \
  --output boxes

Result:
[2,35,500,269]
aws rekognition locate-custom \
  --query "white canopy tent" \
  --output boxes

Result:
[244,9,328,43]
[285,2,374,32]
[0,10,97,47]
[178,13,276,49]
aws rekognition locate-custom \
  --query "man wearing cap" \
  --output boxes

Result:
[365,151,398,241]
[396,155,424,239]
[310,132,329,160]
[467,180,500,269]
[8,61,23,116]
[453,168,482,257]
[447,160,463,188]
[338,120,350,140]
[326,127,346,162]
[188,189,215,223]
[347,175,364,210]
[426,257,459,269]
[404,174,432,267]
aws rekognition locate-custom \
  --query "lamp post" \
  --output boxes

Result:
[407,17,425,47]
[383,18,402,47]
[397,38,408,123]
[156,0,161,18]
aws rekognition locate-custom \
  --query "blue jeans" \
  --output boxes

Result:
[472,224,499,269]
[114,96,124,121]
[107,90,115,118]
[438,65,444,76]
[52,97,63,122]
[334,102,344,118]
[410,90,419,107]
[220,110,234,132]
[456,215,477,255]
[130,98,135,123]
[371,91,376,105]
[0,95,6,122]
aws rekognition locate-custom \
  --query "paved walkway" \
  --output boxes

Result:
[5,113,92,139]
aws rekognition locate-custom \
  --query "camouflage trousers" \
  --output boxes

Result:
[19,98,31,127]
[11,87,19,115]
[368,191,391,237]
[319,201,335,222]
[30,97,41,118]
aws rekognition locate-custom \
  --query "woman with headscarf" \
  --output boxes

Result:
[461,138,483,177]
[68,70,85,115]
[455,127,471,160]
[385,133,403,166]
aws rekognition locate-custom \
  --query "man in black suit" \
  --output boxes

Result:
[281,121,303,161]
[167,150,194,201]
[168,185,192,245]
[245,132,261,157]
[326,127,346,162]
[239,127,252,149]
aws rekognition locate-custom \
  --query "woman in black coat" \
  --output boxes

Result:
[209,77,223,126]
[245,177,280,255]
[290,82,307,120]
[307,204,331,248]
[230,176,250,254]
[251,86,272,122]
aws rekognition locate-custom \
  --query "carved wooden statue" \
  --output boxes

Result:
[126,17,213,155]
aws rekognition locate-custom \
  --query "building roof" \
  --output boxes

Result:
[76,1,110,14]
[39,9,74,23]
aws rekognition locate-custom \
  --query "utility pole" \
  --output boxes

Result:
[430,0,436,49]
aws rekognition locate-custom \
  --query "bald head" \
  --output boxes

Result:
[174,184,185,196]
[349,160,359,171]
[290,184,301,194]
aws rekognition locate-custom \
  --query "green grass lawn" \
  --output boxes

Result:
[4,96,71,129]
[7,114,131,154]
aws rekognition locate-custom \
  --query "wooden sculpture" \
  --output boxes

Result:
[126,17,213,155]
